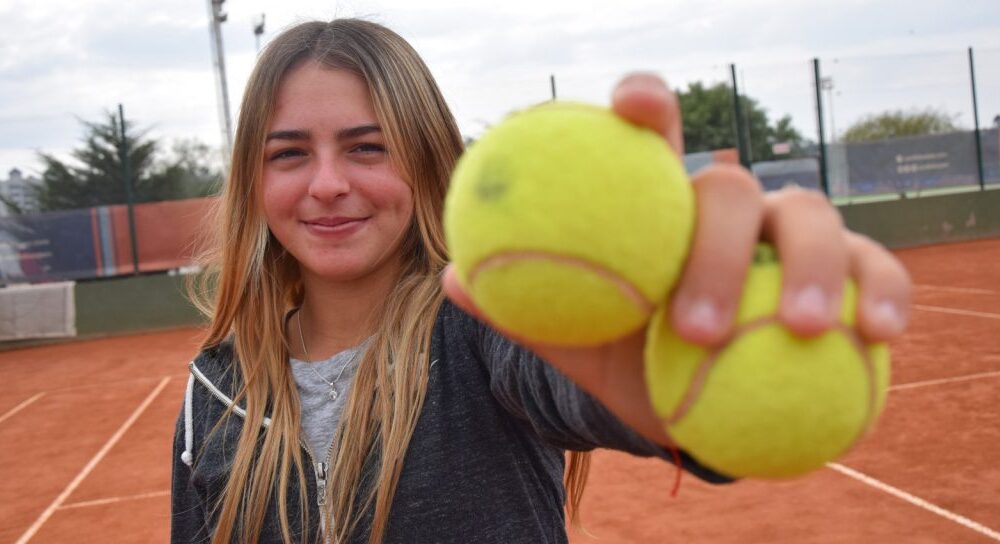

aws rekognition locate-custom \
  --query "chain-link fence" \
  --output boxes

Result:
[2,47,997,287]
[542,47,1000,203]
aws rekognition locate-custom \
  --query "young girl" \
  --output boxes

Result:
[171,18,910,544]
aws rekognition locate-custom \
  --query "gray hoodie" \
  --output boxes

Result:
[171,300,728,543]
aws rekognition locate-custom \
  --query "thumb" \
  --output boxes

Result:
[441,264,483,320]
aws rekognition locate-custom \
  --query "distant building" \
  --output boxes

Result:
[0,168,40,216]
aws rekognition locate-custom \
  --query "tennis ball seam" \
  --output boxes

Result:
[664,316,879,451]
[467,250,656,314]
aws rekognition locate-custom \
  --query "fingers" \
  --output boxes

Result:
[762,187,849,336]
[845,231,911,342]
[670,164,763,345]
[611,72,685,156]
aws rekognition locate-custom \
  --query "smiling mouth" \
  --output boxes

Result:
[303,217,368,232]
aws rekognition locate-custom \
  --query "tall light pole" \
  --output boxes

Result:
[253,14,266,52]
[207,0,233,171]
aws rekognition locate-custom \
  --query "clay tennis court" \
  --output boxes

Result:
[2,238,998,543]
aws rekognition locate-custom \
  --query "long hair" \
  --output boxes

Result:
[192,18,590,543]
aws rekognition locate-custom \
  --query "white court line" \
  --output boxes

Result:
[891,370,1000,392]
[44,373,188,396]
[913,304,1000,320]
[827,463,1000,542]
[58,490,170,510]
[15,377,171,544]
[915,284,999,295]
[0,393,44,426]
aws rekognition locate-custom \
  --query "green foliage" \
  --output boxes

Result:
[840,109,960,143]
[158,139,224,199]
[677,82,811,161]
[0,193,24,215]
[27,112,222,213]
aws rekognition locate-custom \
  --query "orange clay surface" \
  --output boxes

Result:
[1,238,998,543]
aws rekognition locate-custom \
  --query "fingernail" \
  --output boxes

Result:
[684,298,722,335]
[869,300,905,335]
[790,284,829,321]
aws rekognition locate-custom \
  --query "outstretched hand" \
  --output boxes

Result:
[441,73,911,446]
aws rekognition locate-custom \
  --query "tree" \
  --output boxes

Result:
[0,194,23,215]
[677,82,811,162]
[159,138,224,199]
[840,109,960,143]
[26,112,221,213]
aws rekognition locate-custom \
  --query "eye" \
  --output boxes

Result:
[351,143,386,154]
[268,148,306,161]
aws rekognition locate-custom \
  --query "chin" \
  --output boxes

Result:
[303,258,382,283]
[311,266,371,283]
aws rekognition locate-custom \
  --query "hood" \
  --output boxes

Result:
[180,344,272,466]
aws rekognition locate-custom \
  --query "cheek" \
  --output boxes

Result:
[390,184,416,227]
[361,173,415,221]
[261,178,297,226]
[385,174,415,214]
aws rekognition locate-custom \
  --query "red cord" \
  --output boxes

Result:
[667,443,683,497]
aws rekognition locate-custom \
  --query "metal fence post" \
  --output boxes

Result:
[968,47,986,191]
[729,63,751,169]
[118,104,140,275]
[812,58,831,196]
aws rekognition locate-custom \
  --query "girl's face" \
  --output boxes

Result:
[262,62,414,284]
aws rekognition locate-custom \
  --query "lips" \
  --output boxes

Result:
[302,216,368,234]
[306,216,365,227]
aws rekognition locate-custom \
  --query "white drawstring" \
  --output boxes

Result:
[181,372,195,466]
[180,361,274,467]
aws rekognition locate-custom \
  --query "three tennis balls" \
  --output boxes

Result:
[443,101,890,479]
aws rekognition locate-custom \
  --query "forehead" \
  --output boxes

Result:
[270,61,374,126]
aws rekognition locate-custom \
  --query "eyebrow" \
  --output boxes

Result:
[264,124,382,143]
[265,129,308,142]
[338,124,381,140]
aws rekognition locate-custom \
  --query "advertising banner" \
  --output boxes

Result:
[0,196,215,285]
[0,208,100,284]
[845,130,989,195]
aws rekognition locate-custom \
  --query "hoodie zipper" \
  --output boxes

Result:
[189,362,336,543]
[300,438,337,544]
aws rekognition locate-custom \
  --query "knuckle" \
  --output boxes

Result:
[853,238,912,293]
[845,230,875,248]
[782,186,829,208]
[621,71,668,89]
[769,187,842,225]
[882,257,913,291]
[693,164,763,198]
[846,231,888,259]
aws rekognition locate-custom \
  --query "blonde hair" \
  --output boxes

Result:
[193,18,589,543]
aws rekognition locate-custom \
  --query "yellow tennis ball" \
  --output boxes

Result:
[445,102,694,345]
[644,245,891,479]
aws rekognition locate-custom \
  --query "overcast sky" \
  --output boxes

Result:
[2,0,999,176]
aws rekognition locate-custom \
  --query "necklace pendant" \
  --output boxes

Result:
[328,388,339,401]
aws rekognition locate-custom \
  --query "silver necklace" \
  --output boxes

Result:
[297,310,351,401]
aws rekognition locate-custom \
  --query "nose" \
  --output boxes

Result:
[308,154,350,202]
